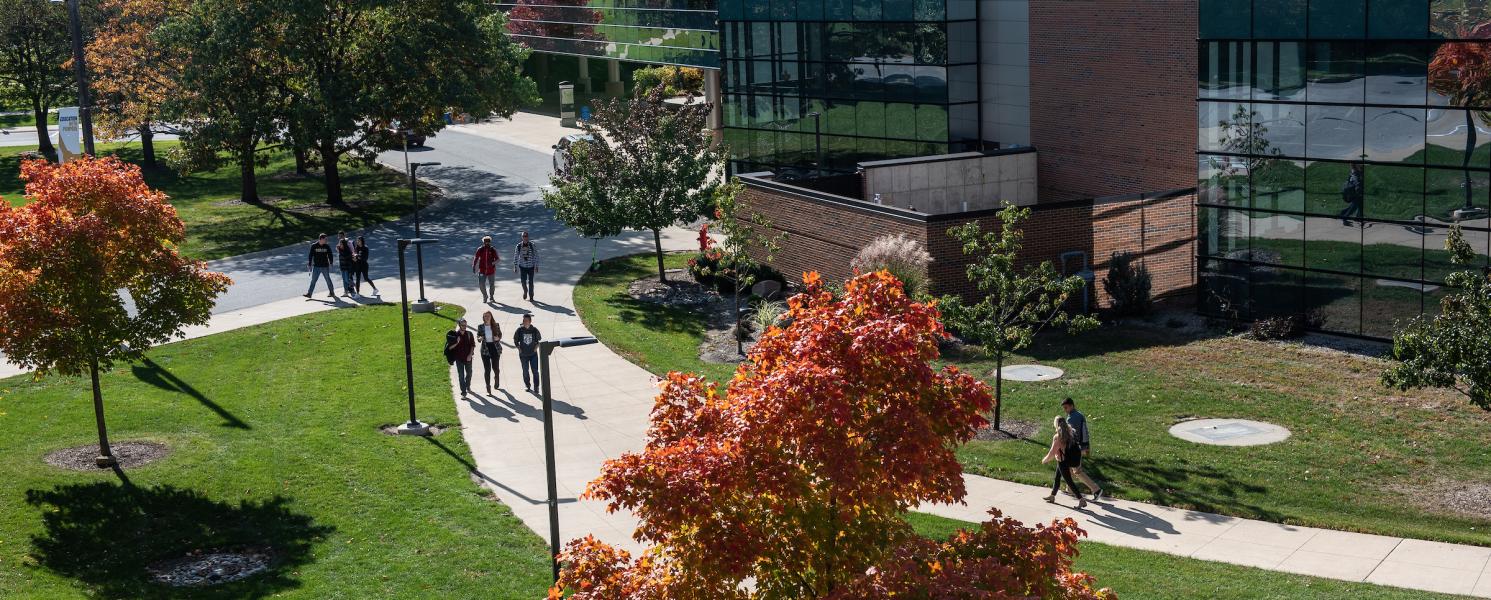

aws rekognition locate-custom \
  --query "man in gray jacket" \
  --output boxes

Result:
[514,231,539,302]
[1063,398,1104,500]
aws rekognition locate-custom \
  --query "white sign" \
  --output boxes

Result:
[57,107,81,163]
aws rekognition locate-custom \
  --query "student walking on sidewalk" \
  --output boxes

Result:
[477,311,502,395]
[304,233,337,299]
[1063,397,1104,500]
[336,233,356,297]
[353,236,378,296]
[514,231,539,302]
[445,318,476,399]
[1042,415,1088,509]
[472,236,501,303]
[514,313,542,392]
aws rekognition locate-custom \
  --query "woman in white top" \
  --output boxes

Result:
[477,311,502,394]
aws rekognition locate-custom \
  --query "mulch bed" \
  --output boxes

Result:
[628,269,719,307]
[378,423,451,436]
[43,441,168,471]
[973,419,1041,442]
[148,548,274,587]
[1392,481,1491,521]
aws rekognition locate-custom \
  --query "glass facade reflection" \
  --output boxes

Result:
[1198,0,1491,337]
[719,0,980,174]
[499,0,719,68]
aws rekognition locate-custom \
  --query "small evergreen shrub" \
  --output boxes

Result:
[1102,251,1152,317]
[633,66,705,97]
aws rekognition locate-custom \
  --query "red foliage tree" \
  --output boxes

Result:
[552,271,1114,598]
[0,157,230,466]
[1429,28,1491,212]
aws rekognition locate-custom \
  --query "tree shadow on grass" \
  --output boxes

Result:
[605,295,711,336]
[1087,456,1290,525]
[132,358,250,430]
[1017,323,1210,363]
[25,482,332,599]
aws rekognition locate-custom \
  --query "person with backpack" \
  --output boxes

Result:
[1063,397,1104,500]
[1041,415,1087,509]
[336,232,356,297]
[472,236,501,303]
[1339,164,1366,227]
[514,313,542,392]
[514,231,539,302]
[445,318,476,399]
[304,233,337,299]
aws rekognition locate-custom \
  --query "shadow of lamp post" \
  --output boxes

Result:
[408,162,441,313]
[539,335,598,583]
[806,111,823,178]
[397,237,439,436]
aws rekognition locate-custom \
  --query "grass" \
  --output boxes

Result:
[0,111,58,130]
[574,252,739,384]
[953,322,1491,546]
[0,305,552,598]
[904,513,1471,599]
[0,142,417,261]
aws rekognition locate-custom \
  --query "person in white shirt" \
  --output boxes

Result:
[476,311,503,395]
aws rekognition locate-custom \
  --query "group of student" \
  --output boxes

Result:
[304,232,378,299]
[443,312,544,398]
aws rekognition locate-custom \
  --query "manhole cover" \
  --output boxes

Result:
[998,365,1064,382]
[1169,418,1291,446]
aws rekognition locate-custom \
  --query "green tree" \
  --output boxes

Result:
[0,157,230,466]
[940,204,1099,430]
[543,139,626,269]
[711,178,784,355]
[0,0,86,159]
[545,84,723,282]
[1382,225,1491,410]
[155,0,289,204]
[278,0,535,206]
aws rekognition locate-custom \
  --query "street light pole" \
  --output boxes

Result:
[806,111,823,179]
[539,336,598,584]
[396,238,439,436]
[56,0,94,155]
[408,161,440,313]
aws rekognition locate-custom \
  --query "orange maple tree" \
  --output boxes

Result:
[0,157,230,466]
[552,271,1114,598]
[87,0,190,169]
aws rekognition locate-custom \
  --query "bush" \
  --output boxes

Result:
[751,299,787,333]
[633,66,705,97]
[686,249,723,287]
[851,233,933,298]
[1102,251,1153,317]
[715,262,786,295]
[1249,310,1325,341]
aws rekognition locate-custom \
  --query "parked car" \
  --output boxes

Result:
[552,133,595,172]
[401,130,428,147]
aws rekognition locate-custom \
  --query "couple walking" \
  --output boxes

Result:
[471,232,540,304]
[444,312,545,399]
[1041,397,1105,508]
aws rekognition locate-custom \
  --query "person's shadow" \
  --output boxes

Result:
[464,393,518,422]
[530,300,575,316]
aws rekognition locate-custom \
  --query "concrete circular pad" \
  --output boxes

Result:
[998,364,1064,382]
[1169,419,1291,446]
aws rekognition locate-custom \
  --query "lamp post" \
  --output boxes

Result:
[806,111,823,179]
[408,161,440,313]
[539,335,598,583]
[396,237,439,436]
[52,0,94,155]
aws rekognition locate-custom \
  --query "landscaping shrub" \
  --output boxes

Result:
[750,299,787,333]
[1102,251,1153,317]
[1249,310,1325,340]
[851,233,933,298]
[633,66,705,97]
[687,248,723,287]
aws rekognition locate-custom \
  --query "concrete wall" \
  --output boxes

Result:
[859,150,1037,214]
[981,0,1032,146]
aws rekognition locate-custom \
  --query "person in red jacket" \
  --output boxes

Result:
[471,236,501,303]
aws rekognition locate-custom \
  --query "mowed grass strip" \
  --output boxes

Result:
[0,304,551,599]
[0,143,418,261]
[905,513,1472,600]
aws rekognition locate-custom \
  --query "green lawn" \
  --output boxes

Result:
[0,305,551,599]
[0,143,417,261]
[905,513,1471,600]
[575,252,739,384]
[0,111,58,130]
[954,323,1491,546]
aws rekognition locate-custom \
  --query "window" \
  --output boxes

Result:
[1202,41,1253,100]
[1305,105,1364,161]
[1202,0,1252,39]
[1364,107,1426,164]
[1309,0,1366,39]
[1369,0,1428,39]
[1255,0,1306,38]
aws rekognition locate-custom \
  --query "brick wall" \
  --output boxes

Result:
[741,176,1196,308]
[1028,0,1197,203]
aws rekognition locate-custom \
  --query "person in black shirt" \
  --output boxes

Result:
[353,236,378,296]
[445,318,476,398]
[336,232,355,297]
[514,313,542,392]
[304,233,337,299]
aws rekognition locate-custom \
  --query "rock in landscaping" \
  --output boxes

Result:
[43,441,168,471]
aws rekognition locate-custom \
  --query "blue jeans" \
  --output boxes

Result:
[340,269,354,293]
[454,360,473,394]
[520,353,539,390]
[307,266,335,295]
[519,267,535,299]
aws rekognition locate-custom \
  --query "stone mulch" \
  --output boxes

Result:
[973,419,1041,442]
[627,269,719,307]
[378,423,451,436]
[148,548,273,587]
[44,441,168,471]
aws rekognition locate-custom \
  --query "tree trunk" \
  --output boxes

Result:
[139,125,156,169]
[294,144,308,176]
[239,145,260,204]
[90,357,115,467]
[320,141,344,206]
[993,349,1004,431]
[652,228,667,283]
[1464,110,1477,211]
[33,100,55,160]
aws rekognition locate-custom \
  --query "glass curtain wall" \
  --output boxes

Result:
[1198,0,1491,338]
[719,0,980,176]
[499,0,719,68]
